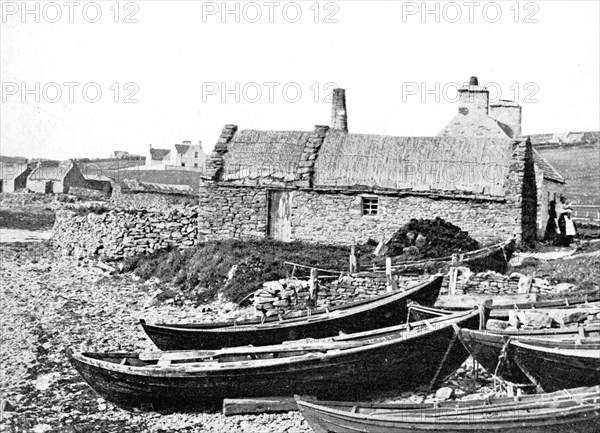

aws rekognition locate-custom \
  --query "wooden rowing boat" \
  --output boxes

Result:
[434,293,600,318]
[295,386,600,433]
[512,338,600,392]
[68,305,487,409]
[457,327,600,385]
[140,274,443,350]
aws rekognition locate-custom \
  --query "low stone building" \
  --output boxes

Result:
[26,160,87,194]
[0,162,31,193]
[198,87,537,246]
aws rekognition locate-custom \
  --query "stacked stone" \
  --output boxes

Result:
[253,279,308,317]
[296,125,329,188]
[253,274,422,316]
[52,204,199,259]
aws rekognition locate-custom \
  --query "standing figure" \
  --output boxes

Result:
[544,200,559,244]
[556,196,576,246]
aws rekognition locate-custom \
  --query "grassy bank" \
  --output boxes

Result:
[0,208,56,230]
[123,239,376,304]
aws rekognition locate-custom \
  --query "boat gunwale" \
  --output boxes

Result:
[142,275,443,333]
[69,307,482,377]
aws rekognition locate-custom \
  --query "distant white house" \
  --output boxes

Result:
[146,141,207,171]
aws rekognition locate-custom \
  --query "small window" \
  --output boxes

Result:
[362,197,379,216]
[181,163,186,167]
[195,152,199,158]
[194,163,198,168]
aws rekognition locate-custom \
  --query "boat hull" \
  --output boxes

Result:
[512,341,600,392]
[457,328,600,385]
[69,308,481,409]
[141,275,443,350]
[296,391,600,433]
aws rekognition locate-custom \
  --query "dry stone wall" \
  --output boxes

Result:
[52,205,199,259]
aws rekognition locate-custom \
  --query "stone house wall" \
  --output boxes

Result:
[198,139,535,246]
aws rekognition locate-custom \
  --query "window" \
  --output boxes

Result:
[362,197,379,216]
[181,163,186,167]
[195,152,199,158]
[194,163,198,168]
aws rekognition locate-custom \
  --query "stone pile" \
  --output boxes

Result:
[52,204,199,259]
[253,274,423,316]
[386,217,480,259]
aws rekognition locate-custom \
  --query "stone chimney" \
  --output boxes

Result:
[331,88,348,132]
[458,76,489,116]
[490,100,522,138]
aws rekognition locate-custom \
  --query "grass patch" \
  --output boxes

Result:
[122,240,376,303]
[0,208,55,230]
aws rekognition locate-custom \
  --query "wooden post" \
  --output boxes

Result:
[349,246,357,274]
[386,258,393,292]
[308,268,318,306]
[448,253,459,296]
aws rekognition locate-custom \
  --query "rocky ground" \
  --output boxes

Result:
[0,242,503,433]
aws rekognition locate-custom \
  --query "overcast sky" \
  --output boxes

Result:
[1,0,599,160]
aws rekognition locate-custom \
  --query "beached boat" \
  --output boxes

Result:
[433,293,600,318]
[295,386,600,433]
[512,338,600,392]
[457,326,600,385]
[140,274,443,350]
[68,305,486,409]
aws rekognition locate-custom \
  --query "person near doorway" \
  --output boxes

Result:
[544,200,560,244]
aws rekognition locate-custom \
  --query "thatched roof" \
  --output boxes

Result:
[313,130,511,196]
[0,162,30,180]
[532,148,565,184]
[150,148,171,161]
[175,144,190,155]
[83,173,113,183]
[221,130,310,182]
[28,161,74,181]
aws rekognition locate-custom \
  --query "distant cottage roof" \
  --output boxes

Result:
[175,144,191,155]
[0,162,30,180]
[532,148,565,184]
[150,148,171,161]
[121,179,194,195]
[28,161,73,181]
[83,173,113,183]
[222,130,311,182]
[314,130,510,196]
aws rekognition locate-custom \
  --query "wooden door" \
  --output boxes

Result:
[268,191,292,242]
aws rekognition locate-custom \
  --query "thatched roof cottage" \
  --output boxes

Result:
[26,160,87,194]
[0,162,32,193]
[198,85,538,246]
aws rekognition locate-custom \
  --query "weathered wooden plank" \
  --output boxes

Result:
[435,294,536,310]
[223,397,298,416]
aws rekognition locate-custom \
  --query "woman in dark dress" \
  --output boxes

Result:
[544,200,559,244]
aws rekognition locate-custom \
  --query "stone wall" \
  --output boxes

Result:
[253,271,557,317]
[197,184,519,246]
[52,205,199,258]
[198,183,268,240]
[290,192,516,246]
